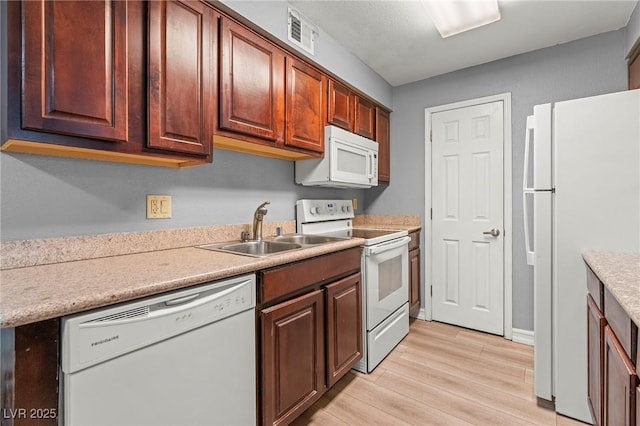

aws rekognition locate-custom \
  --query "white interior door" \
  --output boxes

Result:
[431,101,504,335]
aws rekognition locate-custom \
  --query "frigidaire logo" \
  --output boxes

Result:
[91,335,119,347]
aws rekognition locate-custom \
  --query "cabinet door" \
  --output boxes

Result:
[409,248,421,317]
[588,295,606,426]
[354,96,376,139]
[603,325,637,426]
[261,290,325,426]
[22,0,130,142]
[285,58,326,153]
[326,273,362,387]
[327,79,354,131]
[629,48,640,90]
[148,0,215,156]
[376,107,391,183]
[219,18,285,142]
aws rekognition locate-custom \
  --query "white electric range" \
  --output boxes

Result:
[296,199,410,373]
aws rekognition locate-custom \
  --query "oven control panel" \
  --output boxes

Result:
[296,199,354,223]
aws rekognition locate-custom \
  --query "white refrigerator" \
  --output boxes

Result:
[523,89,640,423]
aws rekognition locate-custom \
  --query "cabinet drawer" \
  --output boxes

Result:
[408,231,420,251]
[604,287,638,361]
[259,247,361,304]
[586,265,603,310]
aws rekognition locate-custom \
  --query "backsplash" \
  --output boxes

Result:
[0,221,296,270]
[354,214,421,227]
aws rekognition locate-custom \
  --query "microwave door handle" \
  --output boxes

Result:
[367,152,374,179]
[523,115,535,191]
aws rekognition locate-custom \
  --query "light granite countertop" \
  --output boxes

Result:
[353,214,422,234]
[1,215,421,328]
[0,239,363,328]
[582,251,640,327]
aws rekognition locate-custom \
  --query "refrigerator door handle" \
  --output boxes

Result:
[523,191,535,265]
[523,114,536,266]
[523,115,535,191]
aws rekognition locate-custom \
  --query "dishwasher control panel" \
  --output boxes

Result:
[61,274,256,374]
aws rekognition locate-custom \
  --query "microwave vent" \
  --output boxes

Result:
[288,7,316,55]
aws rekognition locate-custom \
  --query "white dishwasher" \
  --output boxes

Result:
[61,274,256,426]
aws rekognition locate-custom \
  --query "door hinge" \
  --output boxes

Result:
[430,286,433,297]
[430,208,432,220]
[430,130,432,142]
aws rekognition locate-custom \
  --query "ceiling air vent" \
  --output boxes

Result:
[288,7,317,55]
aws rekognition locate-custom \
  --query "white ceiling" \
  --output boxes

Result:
[289,0,638,86]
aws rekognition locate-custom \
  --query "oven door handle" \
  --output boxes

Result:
[364,236,411,255]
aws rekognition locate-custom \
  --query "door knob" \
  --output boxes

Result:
[483,228,501,237]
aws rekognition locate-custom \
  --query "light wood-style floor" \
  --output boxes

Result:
[293,319,587,426]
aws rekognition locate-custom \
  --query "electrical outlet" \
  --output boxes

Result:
[352,198,358,211]
[147,195,172,219]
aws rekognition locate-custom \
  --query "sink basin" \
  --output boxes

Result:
[272,234,346,245]
[199,240,302,257]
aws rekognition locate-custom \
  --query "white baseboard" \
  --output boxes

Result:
[512,328,534,346]
[411,308,428,321]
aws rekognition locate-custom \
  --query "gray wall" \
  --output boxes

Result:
[626,2,640,56]
[367,30,629,330]
[0,150,362,241]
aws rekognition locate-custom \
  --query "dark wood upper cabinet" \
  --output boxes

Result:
[326,273,362,388]
[354,96,376,140]
[219,17,285,143]
[21,0,130,143]
[327,79,354,131]
[148,0,216,156]
[376,107,391,183]
[629,41,640,90]
[285,58,326,153]
[7,0,211,167]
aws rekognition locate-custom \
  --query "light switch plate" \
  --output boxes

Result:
[147,195,172,219]
[352,198,358,211]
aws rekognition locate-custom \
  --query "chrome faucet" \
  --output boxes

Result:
[252,201,270,241]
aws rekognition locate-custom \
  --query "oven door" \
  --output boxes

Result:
[362,236,410,330]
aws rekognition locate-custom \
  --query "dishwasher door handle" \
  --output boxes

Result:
[164,294,200,306]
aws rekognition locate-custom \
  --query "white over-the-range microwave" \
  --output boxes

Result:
[295,125,378,188]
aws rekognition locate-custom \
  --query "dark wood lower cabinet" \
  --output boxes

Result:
[258,248,362,425]
[1,319,59,426]
[408,230,421,318]
[587,295,606,426]
[260,272,363,426]
[409,247,421,317]
[326,273,362,388]
[603,325,637,426]
[261,289,325,426]
[586,264,638,426]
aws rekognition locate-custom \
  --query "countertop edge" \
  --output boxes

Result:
[582,250,640,328]
[1,239,364,328]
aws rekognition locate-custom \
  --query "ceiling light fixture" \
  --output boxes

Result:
[424,0,501,38]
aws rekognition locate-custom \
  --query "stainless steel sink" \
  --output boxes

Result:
[198,234,346,258]
[199,240,302,257]
[272,235,346,245]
